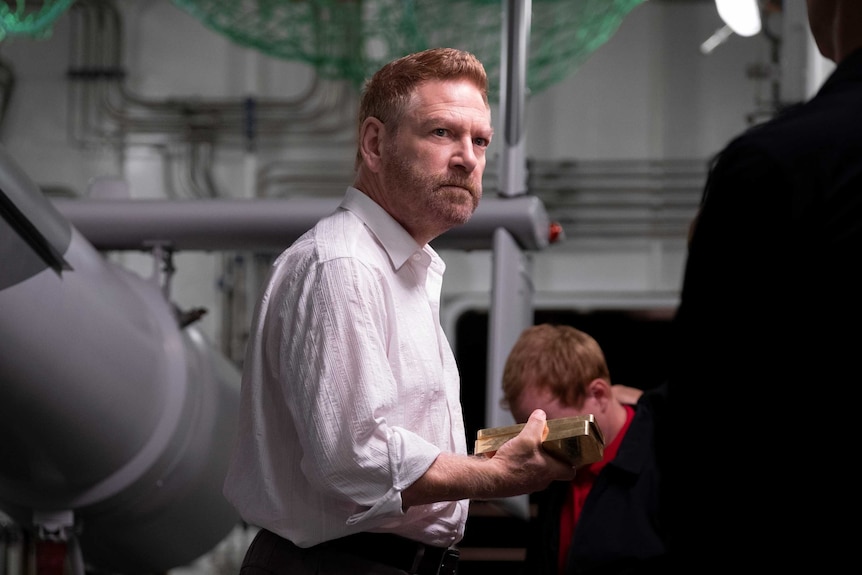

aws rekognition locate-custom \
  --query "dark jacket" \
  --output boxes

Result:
[524,383,668,575]
[665,48,862,567]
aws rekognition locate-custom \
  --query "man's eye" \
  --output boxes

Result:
[433,128,448,137]
[474,138,489,147]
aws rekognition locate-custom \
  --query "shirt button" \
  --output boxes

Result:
[412,253,421,261]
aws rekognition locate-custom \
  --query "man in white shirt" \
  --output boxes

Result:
[223,47,576,575]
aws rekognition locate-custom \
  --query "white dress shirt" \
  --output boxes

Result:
[223,187,469,548]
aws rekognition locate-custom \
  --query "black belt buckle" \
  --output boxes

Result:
[437,548,459,575]
[415,545,459,575]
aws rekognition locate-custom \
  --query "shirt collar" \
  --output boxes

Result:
[339,186,429,270]
[579,404,635,480]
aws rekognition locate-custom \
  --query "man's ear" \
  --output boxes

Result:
[358,117,385,172]
[588,378,612,410]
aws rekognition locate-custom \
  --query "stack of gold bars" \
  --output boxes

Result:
[474,414,605,468]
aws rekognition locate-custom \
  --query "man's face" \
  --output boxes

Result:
[380,79,493,242]
[509,381,608,440]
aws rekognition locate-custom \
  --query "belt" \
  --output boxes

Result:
[324,532,459,575]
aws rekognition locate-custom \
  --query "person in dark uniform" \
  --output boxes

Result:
[664,1,862,568]
[502,324,667,574]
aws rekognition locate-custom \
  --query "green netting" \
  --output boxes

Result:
[169,0,646,101]
[0,0,646,101]
[0,0,76,41]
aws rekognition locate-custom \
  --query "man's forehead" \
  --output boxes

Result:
[409,79,488,107]
[404,87,492,130]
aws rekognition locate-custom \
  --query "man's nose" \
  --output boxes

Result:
[451,138,479,172]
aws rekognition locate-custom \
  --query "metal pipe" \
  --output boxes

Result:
[51,193,553,252]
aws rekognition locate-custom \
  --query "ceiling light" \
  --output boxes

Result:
[715,0,762,37]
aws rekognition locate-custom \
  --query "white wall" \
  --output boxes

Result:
[525,0,756,161]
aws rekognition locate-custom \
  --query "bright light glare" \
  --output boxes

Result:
[715,0,762,37]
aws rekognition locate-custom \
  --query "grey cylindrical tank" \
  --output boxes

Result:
[0,144,240,574]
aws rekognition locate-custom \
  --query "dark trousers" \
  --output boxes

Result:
[239,528,459,575]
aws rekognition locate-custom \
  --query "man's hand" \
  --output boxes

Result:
[402,409,576,508]
[489,409,576,496]
[611,384,643,405]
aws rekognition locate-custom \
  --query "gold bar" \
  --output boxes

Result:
[474,414,605,468]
